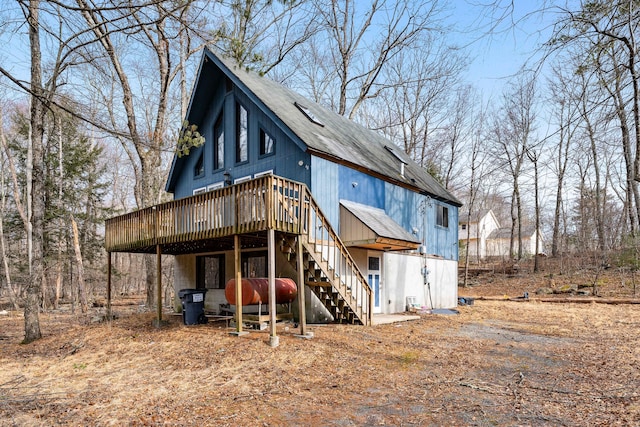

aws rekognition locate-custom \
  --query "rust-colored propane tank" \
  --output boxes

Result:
[225,278,298,305]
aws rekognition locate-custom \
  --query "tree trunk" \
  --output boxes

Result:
[71,216,88,313]
[551,88,572,258]
[509,190,517,259]
[530,151,541,272]
[0,166,20,311]
[24,0,43,343]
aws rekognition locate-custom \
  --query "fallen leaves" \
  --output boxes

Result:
[0,294,639,425]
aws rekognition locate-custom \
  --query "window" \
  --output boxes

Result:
[207,182,224,192]
[436,205,449,228]
[236,102,248,163]
[260,128,275,156]
[242,251,266,278]
[384,145,407,164]
[193,187,206,195]
[233,175,252,184]
[294,101,324,127]
[213,112,224,170]
[194,153,204,178]
[461,224,467,230]
[196,255,225,290]
[254,170,273,178]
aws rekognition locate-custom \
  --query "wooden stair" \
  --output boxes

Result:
[281,217,372,325]
[105,174,372,325]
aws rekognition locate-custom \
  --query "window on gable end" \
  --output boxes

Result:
[260,128,275,156]
[213,112,224,170]
[236,101,248,163]
[194,152,204,178]
[436,204,449,228]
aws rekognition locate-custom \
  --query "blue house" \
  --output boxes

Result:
[105,48,461,336]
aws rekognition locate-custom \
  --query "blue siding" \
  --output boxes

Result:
[337,167,385,209]
[170,59,458,263]
[310,156,339,227]
[310,160,385,231]
[173,86,310,199]
[386,183,458,261]
[311,158,458,260]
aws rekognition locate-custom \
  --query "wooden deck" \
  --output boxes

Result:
[105,175,306,253]
[104,175,373,325]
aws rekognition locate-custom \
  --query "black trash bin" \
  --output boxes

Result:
[178,289,208,325]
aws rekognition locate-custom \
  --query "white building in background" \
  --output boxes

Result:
[459,209,544,259]
[458,209,500,260]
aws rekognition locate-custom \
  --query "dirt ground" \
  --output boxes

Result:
[1,269,639,426]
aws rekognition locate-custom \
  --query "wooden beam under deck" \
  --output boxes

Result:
[104,175,373,327]
[156,245,162,325]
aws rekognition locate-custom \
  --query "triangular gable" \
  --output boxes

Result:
[166,47,461,208]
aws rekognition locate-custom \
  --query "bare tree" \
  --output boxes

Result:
[526,146,542,271]
[24,0,45,343]
[74,1,165,306]
[213,0,318,74]
[489,73,537,260]
[547,63,579,257]
[0,118,20,311]
[462,97,489,286]
[363,44,467,177]
[308,0,448,120]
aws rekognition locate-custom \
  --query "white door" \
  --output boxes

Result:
[367,255,382,314]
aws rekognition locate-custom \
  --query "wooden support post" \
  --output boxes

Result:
[267,229,278,347]
[155,244,163,326]
[107,252,112,319]
[230,234,247,336]
[295,236,310,338]
[368,287,374,326]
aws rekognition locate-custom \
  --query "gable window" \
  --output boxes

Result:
[194,152,204,178]
[236,102,248,163]
[260,128,275,156]
[436,204,449,228]
[213,112,224,170]
[196,254,225,290]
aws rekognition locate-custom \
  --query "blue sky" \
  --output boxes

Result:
[449,1,558,97]
[0,1,557,104]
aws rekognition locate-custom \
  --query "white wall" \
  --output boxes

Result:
[174,254,195,311]
[383,252,458,312]
[426,257,458,309]
[383,252,423,313]
[486,234,542,258]
[459,212,500,260]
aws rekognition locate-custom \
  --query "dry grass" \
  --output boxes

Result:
[1,295,639,426]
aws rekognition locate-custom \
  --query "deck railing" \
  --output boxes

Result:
[105,174,372,324]
[105,175,307,252]
[301,195,373,325]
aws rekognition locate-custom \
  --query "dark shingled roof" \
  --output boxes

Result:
[169,48,461,206]
[459,209,493,224]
